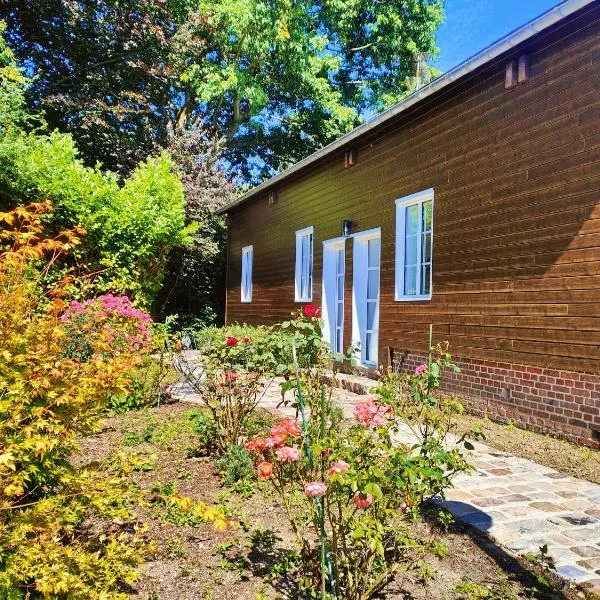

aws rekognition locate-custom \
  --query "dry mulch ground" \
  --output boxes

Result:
[454,414,600,485]
[78,402,596,600]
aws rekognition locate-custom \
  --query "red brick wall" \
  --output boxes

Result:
[393,351,600,448]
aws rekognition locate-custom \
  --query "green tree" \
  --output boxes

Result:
[4,0,443,181]
[0,27,195,307]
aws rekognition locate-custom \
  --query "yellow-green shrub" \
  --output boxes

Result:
[0,203,148,598]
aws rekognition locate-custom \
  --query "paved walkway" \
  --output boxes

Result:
[173,376,600,592]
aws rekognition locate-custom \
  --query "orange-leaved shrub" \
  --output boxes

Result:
[0,202,150,597]
[0,203,225,598]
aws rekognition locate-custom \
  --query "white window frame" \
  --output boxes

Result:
[241,245,253,303]
[395,188,434,301]
[295,226,314,302]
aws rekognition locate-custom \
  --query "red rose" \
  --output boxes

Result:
[242,337,250,344]
[226,336,238,347]
[303,304,320,317]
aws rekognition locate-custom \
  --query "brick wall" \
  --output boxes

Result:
[392,350,600,448]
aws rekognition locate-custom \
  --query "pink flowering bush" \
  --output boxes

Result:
[61,294,153,361]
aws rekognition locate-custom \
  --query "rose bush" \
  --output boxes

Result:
[243,311,476,599]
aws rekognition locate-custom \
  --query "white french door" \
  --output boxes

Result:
[352,229,381,367]
[322,238,345,354]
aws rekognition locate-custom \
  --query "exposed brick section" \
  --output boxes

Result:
[393,351,600,449]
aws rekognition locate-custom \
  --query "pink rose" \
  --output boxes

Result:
[353,491,373,509]
[257,461,273,479]
[415,364,428,377]
[225,370,237,382]
[263,434,286,448]
[275,446,301,462]
[328,460,350,477]
[245,436,267,454]
[399,502,408,512]
[353,399,392,429]
[305,482,327,497]
[270,419,302,439]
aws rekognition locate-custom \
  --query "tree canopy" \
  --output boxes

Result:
[0,26,195,307]
[3,0,444,181]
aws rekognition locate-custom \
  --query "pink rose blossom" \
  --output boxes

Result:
[275,446,301,462]
[245,436,267,454]
[327,460,350,477]
[257,461,273,479]
[270,419,302,439]
[304,482,327,497]
[415,364,428,377]
[353,399,392,429]
[353,491,374,509]
[399,502,408,512]
[263,434,286,448]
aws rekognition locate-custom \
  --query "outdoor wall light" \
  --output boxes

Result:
[342,220,353,237]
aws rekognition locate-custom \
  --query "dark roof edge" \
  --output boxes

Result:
[217,0,594,215]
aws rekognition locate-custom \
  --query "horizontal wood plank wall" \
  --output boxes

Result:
[225,4,600,375]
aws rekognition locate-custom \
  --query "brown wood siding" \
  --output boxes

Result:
[225,3,600,374]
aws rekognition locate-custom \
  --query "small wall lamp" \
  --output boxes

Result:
[342,220,353,237]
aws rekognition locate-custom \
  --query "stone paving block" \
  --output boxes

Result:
[556,564,591,580]
[472,497,507,507]
[550,513,599,527]
[444,489,474,501]
[562,527,600,542]
[502,505,541,518]
[487,468,512,476]
[545,472,570,479]
[529,501,566,512]
[506,519,558,535]
[499,493,532,504]
[572,546,600,558]
[556,491,580,499]
[577,558,600,570]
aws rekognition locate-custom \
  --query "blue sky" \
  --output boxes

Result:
[433,0,560,73]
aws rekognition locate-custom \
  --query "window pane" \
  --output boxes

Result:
[301,276,308,299]
[365,332,377,363]
[336,248,344,274]
[367,269,379,300]
[404,265,417,296]
[422,200,432,232]
[336,327,342,353]
[405,233,418,265]
[421,264,431,296]
[366,301,376,330]
[367,238,380,267]
[337,275,344,298]
[422,231,432,263]
[405,204,418,235]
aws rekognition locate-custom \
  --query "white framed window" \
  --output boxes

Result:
[241,245,253,303]
[295,226,314,302]
[395,189,434,301]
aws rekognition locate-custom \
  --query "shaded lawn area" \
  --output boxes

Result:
[76,402,595,600]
